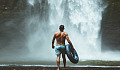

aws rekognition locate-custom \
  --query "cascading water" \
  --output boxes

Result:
[47,0,105,59]
[25,0,104,60]
[25,0,120,61]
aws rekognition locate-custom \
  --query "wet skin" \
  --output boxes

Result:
[52,31,73,47]
[52,30,73,70]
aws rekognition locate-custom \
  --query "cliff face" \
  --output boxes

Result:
[0,0,28,51]
[102,0,120,51]
[0,0,27,14]
[0,0,120,51]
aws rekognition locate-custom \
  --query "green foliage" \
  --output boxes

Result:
[0,0,27,14]
[107,0,120,8]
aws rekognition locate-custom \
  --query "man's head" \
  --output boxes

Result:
[59,25,64,31]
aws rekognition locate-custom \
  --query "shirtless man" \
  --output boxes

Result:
[52,25,74,70]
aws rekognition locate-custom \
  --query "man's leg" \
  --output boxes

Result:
[57,55,60,70]
[62,54,66,69]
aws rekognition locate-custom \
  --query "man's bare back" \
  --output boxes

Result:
[55,31,66,45]
[52,31,73,47]
[52,25,73,70]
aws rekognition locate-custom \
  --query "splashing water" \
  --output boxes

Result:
[47,0,105,60]
[28,0,35,6]
[25,0,120,61]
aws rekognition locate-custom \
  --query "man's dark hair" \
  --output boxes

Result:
[59,25,64,31]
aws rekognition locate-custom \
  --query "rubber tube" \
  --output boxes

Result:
[66,44,79,64]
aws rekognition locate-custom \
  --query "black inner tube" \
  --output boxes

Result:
[66,44,79,64]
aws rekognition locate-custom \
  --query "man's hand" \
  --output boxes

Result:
[52,45,55,49]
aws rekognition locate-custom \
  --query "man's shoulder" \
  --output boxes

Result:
[54,32,59,34]
[54,32,59,36]
[63,32,68,36]
[54,32,68,35]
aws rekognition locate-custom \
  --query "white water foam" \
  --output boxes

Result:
[24,0,120,61]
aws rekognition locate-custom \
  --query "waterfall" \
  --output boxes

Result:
[28,0,35,6]
[26,0,106,60]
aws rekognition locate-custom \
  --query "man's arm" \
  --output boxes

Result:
[52,33,56,49]
[66,34,74,49]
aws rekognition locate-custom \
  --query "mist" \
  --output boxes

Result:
[0,0,120,63]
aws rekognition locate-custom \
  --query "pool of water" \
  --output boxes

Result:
[0,60,120,66]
